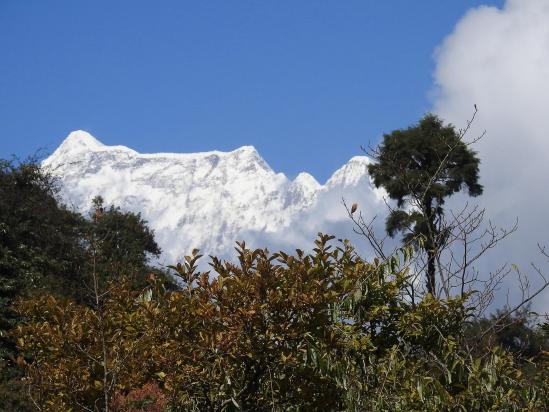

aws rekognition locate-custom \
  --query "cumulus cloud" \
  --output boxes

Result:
[432,0,549,311]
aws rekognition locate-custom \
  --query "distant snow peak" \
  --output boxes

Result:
[44,130,380,261]
[59,130,104,152]
[283,172,320,211]
[326,156,371,188]
[294,172,321,189]
[235,145,258,155]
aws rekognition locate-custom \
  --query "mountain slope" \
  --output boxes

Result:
[43,131,384,262]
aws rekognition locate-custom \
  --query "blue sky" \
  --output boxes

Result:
[1,0,502,182]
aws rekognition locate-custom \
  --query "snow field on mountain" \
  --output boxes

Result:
[44,131,386,263]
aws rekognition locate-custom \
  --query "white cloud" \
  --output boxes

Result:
[241,180,388,256]
[432,0,549,312]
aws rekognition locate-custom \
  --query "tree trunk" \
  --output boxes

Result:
[424,196,436,296]
[426,247,436,296]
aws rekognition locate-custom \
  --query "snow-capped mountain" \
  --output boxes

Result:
[43,131,385,263]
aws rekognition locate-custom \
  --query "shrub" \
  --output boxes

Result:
[14,235,549,411]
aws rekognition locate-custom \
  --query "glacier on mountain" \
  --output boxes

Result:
[43,131,386,263]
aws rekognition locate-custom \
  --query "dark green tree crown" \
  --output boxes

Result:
[368,114,483,208]
[88,195,161,272]
[368,114,483,244]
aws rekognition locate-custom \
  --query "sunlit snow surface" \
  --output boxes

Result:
[43,131,386,264]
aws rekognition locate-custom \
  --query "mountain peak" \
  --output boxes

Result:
[60,130,104,152]
[325,156,372,188]
[293,172,321,190]
[235,145,258,153]
[228,145,273,173]
[232,145,262,159]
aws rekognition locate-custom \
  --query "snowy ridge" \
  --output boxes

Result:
[43,131,385,263]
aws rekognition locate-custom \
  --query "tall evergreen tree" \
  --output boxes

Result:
[368,114,483,295]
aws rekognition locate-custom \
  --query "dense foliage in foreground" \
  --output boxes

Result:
[14,236,549,411]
